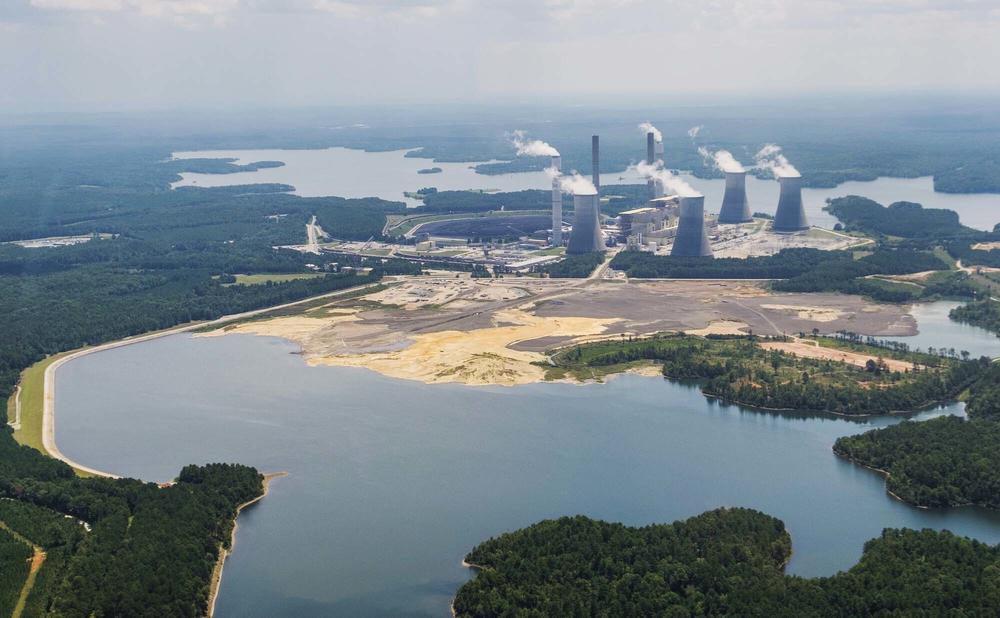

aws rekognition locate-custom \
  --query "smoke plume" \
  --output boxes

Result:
[632,161,701,198]
[547,168,596,195]
[687,125,703,140]
[698,147,745,174]
[754,143,800,178]
[638,122,662,143]
[510,130,559,157]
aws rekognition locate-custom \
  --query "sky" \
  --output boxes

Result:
[3,0,1000,112]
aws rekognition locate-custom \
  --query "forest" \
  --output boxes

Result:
[454,508,1000,617]
[549,334,988,416]
[824,196,973,238]
[538,252,605,278]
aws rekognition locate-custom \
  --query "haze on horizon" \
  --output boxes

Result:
[3,0,1000,113]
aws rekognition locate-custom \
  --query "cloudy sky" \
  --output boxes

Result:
[3,0,999,112]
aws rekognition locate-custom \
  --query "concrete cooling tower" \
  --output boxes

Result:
[717,171,752,224]
[567,192,605,254]
[772,175,809,231]
[671,195,713,257]
[551,155,562,245]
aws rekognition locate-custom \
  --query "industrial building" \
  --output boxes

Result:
[773,174,809,231]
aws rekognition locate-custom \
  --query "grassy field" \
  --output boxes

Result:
[226,273,325,286]
[10,354,64,455]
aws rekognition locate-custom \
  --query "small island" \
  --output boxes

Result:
[417,167,442,174]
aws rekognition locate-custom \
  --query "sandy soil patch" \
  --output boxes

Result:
[760,341,913,372]
[760,304,842,323]
[310,308,619,386]
[365,279,531,310]
[196,312,359,341]
[972,242,1000,251]
[685,320,749,337]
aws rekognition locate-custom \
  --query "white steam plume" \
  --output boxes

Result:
[698,147,745,174]
[754,143,800,178]
[638,122,662,143]
[632,161,701,198]
[687,125,703,140]
[510,129,559,157]
[546,168,596,195]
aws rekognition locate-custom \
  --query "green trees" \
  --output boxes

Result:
[454,509,1000,617]
[541,252,605,278]
[824,196,972,238]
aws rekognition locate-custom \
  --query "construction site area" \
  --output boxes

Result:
[201,273,916,386]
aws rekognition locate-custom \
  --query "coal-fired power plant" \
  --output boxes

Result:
[550,155,562,245]
[772,174,809,231]
[671,195,713,257]
[567,191,604,254]
[717,171,752,223]
[591,135,600,191]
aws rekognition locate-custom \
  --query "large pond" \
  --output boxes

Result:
[55,303,1000,617]
[172,147,1000,230]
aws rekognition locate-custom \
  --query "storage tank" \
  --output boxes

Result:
[671,195,713,257]
[567,191,605,254]
[718,171,752,223]
[772,174,809,232]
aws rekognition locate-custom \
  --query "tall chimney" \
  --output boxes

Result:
[567,191,604,255]
[671,195,713,257]
[772,174,809,232]
[591,135,600,192]
[717,171,752,224]
[551,155,563,245]
[646,132,657,200]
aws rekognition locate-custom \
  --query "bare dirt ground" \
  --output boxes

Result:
[199,275,916,386]
[759,341,914,372]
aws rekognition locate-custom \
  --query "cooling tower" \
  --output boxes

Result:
[591,135,600,192]
[772,174,809,231]
[671,195,713,257]
[551,155,562,245]
[717,171,752,223]
[567,192,604,254]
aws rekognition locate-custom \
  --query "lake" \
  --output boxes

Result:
[54,302,1000,617]
[172,147,1000,230]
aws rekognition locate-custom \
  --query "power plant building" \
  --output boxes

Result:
[567,192,605,254]
[717,171,752,223]
[772,175,809,231]
[671,195,713,257]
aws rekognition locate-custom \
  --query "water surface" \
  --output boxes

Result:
[172,147,1000,229]
[56,323,1000,616]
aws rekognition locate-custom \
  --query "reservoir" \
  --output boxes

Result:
[172,147,1000,230]
[54,303,1000,617]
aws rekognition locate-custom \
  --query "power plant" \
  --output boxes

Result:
[671,195,713,257]
[717,171,752,223]
[567,190,605,254]
[772,174,809,231]
[550,155,562,245]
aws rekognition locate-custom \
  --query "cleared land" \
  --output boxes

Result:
[199,275,916,386]
[228,273,324,286]
[759,340,913,372]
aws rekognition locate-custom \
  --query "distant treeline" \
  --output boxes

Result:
[539,252,605,278]
[825,196,973,238]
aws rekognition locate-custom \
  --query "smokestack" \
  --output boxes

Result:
[591,135,600,192]
[671,195,713,257]
[551,155,563,245]
[717,171,752,224]
[772,175,809,232]
[646,132,657,200]
[566,191,604,255]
